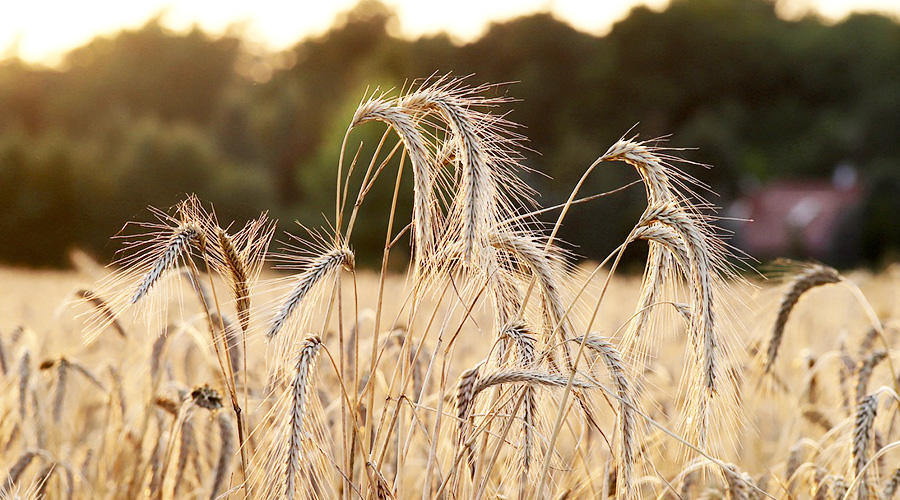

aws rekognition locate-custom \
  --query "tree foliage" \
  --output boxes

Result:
[1,0,899,267]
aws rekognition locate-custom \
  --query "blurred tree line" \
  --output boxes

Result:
[2,0,899,268]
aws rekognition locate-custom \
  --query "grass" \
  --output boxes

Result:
[1,78,900,499]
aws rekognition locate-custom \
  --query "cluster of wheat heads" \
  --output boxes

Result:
[5,78,899,500]
[744,262,900,500]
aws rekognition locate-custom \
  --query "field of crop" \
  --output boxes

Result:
[2,79,899,499]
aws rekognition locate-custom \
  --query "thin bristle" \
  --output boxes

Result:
[76,289,127,338]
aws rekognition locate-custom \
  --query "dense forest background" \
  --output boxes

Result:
[2,0,899,268]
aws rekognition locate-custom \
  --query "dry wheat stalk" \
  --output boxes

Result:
[766,264,841,373]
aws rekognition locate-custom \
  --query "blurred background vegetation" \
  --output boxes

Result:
[2,0,899,268]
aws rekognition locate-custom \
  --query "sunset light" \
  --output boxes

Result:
[2,0,898,65]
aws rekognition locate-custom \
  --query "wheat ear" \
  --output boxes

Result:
[639,202,723,450]
[402,91,494,264]
[573,335,637,500]
[268,247,353,339]
[489,231,573,365]
[352,95,435,268]
[285,336,322,500]
[53,358,68,423]
[400,79,533,267]
[174,413,195,496]
[884,467,900,499]
[724,464,754,500]
[131,223,201,304]
[856,350,887,403]
[766,264,841,373]
[217,228,252,334]
[1,450,38,494]
[852,395,877,500]
[501,323,538,488]
[599,138,699,380]
[455,361,482,478]
[209,412,234,500]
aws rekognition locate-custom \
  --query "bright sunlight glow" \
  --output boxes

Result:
[2,0,899,65]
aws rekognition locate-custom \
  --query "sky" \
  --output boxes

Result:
[2,0,900,65]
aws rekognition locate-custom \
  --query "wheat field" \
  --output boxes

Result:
[2,78,900,500]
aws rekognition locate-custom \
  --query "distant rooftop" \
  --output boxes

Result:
[730,176,864,264]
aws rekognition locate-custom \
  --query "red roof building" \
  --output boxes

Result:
[730,178,864,264]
